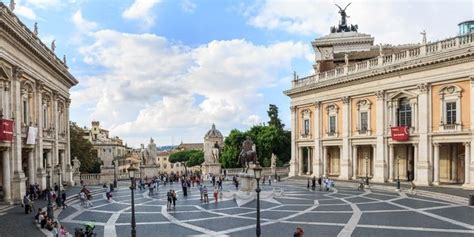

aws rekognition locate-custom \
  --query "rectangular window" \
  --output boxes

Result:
[303,119,310,135]
[43,106,47,128]
[446,102,456,125]
[329,115,336,134]
[23,100,28,124]
[360,112,368,131]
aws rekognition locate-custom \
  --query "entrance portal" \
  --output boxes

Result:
[393,144,415,181]
[439,143,465,184]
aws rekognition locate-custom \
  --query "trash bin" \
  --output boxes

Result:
[109,183,114,192]
[469,194,474,206]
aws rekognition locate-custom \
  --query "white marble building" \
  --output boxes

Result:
[0,3,78,203]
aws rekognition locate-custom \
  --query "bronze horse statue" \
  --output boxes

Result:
[238,137,257,173]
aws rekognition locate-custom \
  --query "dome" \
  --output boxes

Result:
[204,124,223,139]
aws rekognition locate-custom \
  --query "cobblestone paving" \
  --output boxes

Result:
[58,180,474,237]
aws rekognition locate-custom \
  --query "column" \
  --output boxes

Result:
[323,146,328,177]
[28,150,35,185]
[12,67,26,203]
[313,102,321,177]
[46,151,52,187]
[2,150,11,203]
[60,151,66,179]
[464,142,470,186]
[36,82,45,188]
[298,147,304,176]
[307,148,311,175]
[433,143,440,185]
[340,96,351,179]
[416,83,431,185]
[389,144,394,181]
[65,99,73,185]
[372,145,376,177]
[352,145,358,179]
[451,145,457,181]
[413,144,418,182]
[53,92,59,167]
[374,91,387,182]
[289,106,298,176]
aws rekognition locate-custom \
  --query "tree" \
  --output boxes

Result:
[169,150,204,174]
[70,122,102,173]
[220,129,246,168]
[267,104,284,130]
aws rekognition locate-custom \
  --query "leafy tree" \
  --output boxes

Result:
[169,150,204,174]
[70,122,102,173]
[267,104,284,130]
[220,129,246,168]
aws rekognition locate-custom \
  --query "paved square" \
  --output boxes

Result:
[58,180,474,236]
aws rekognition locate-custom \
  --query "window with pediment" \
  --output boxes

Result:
[301,109,311,138]
[439,85,462,131]
[356,99,371,135]
[325,104,338,137]
[397,98,412,127]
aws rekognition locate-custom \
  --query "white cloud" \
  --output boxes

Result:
[122,0,161,28]
[72,10,98,33]
[15,5,37,20]
[181,0,196,13]
[26,0,61,9]
[73,30,309,146]
[247,0,473,44]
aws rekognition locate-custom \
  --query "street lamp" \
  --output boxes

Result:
[46,167,53,219]
[127,163,138,237]
[56,165,62,208]
[253,164,262,237]
[396,157,401,190]
[113,160,117,188]
[365,156,369,186]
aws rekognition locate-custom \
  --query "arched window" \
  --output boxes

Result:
[397,98,412,127]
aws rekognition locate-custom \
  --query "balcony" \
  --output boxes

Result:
[440,123,461,132]
[300,133,312,139]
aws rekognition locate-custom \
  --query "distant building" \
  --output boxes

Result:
[459,20,474,35]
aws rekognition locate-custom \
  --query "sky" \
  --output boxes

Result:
[6,0,473,147]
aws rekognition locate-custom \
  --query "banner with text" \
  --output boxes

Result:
[0,119,14,141]
[391,126,409,141]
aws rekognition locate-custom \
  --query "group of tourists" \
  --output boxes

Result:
[308,176,335,191]
[166,189,177,210]
[34,208,69,236]
[79,186,93,208]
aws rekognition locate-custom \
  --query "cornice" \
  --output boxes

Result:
[0,4,78,87]
[285,51,474,97]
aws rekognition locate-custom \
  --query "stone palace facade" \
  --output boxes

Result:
[0,3,78,203]
[285,18,474,188]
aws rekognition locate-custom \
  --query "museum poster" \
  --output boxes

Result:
[0,119,14,141]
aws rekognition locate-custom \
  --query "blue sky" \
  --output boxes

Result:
[7,0,473,146]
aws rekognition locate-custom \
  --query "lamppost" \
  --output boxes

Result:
[365,156,369,186]
[112,160,117,188]
[396,156,401,190]
[127,163,138,237]
[253,164,262,237]
[46,167,53,219]
[56,165,62,208]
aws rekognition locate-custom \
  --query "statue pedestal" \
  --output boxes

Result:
[238,172,257,193]
[141,165,160,178]
[99,166,115,184]
[203,162,222,176]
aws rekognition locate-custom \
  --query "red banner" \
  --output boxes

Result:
[391,126,409,141]
[0,119,14,141]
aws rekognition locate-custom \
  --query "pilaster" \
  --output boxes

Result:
[373,90,387,182]
[312,101,321,177]
[289,106,298,177]
[339,96,351,179]
[416,83,431,186]
[35,81,46,188]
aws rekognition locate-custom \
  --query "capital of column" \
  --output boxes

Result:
[463,141,471,147]
[290,106,296,112]
[375,90,384,100]
[12,66,25,80]
[36,81,44,92]
[433,142,440,147]
[52,90,59,100]
[470,75,474,85]
[342,96,350,104]
[65,98,71,108]
[417,83,429,94]
[314,101,320,109]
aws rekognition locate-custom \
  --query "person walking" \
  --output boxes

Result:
[61,192,68,209]
[172,190,177,209]
[213,187,219,203]
[166,190,172,210]
[410,181,417,195]
[202,185,209,203]
[23,193,31,214]
[317,176,322,191]
[199,184,204,202]
[268,175,272,186]
[307,178,310,189]
[312,176,316,190]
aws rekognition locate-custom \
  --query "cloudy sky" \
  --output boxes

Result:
[8,0,473,147]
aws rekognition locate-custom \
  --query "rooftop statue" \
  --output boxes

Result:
[335,3,351,28]
[331,2,358,33]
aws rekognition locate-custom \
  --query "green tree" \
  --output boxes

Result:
[267,104,284,130]
[169,150,204,174]
[220,129,246,168]
[70,122,102,173]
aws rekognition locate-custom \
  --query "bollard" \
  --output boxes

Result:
[469,194,474,206]
[109,183,114,192]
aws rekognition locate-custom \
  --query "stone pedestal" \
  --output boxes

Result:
[238,172,257,193]
[99,166,115,185]
[73,171,81,186]
[203,162,221,176]
[12,171,26,204]
[141,165,160,178]
[36,168,47,190]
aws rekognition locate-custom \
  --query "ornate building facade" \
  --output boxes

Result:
[285,14,474,188]
[0,3,78,203]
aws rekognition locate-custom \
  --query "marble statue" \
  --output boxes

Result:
[34,22,38,36]
[51,40,56,52]
[72,157,81,173]
[271,153,277,169]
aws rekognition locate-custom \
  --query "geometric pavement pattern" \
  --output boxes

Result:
[58,180,474,237]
